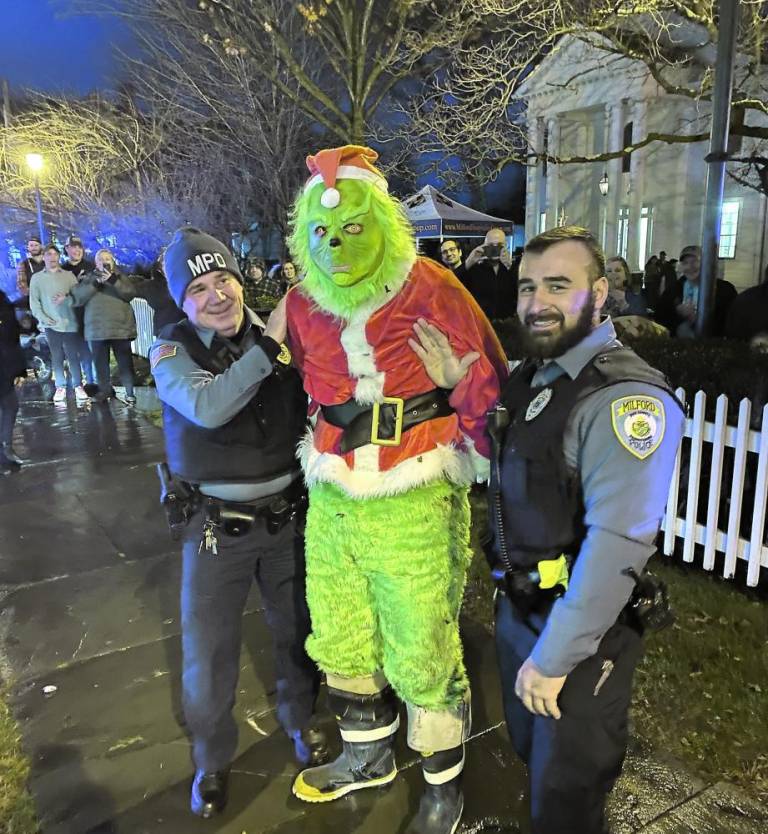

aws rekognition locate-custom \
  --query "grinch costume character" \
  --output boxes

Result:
[286,145,508,834]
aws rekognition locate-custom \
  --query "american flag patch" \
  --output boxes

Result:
[150,344,178,369]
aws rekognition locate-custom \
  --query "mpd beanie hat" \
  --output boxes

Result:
[163,227,243,306]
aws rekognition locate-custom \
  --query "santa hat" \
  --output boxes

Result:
[304,145,388,209]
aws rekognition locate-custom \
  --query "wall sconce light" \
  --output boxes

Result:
[598,172,609,196]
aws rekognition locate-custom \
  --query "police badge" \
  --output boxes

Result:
[525,387,552,421]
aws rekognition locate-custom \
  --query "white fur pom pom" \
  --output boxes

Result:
[320,187,341,208]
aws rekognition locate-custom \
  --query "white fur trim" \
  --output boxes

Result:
[305,166,388,193]
[463,435,491,483]
[334,255,417,403]
[339,308,385,404]
[301,438,475,499]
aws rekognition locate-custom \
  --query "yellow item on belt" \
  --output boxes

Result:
[537,555,569,591]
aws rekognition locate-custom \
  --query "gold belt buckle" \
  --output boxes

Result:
[370,397,404,446]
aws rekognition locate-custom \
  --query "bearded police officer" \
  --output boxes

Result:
[151,227,326,819]
[412,226,684,834]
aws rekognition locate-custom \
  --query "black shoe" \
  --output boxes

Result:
[292,726,330,766]
[1,444,22,465]
[190,768,229,818]
[83,383,100,397]
[292,687,399,803]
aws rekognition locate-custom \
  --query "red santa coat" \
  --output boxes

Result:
[286,257,509,498]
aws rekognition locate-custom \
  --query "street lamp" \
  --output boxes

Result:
[598,172,609,197]
[25,153,45,242]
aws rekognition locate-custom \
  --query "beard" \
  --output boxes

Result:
[517,295,596,359]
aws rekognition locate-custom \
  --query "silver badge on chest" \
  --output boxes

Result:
[525,388,553,421]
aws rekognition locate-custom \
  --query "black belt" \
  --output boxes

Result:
[321,389,455,453]
[201,478,307,536]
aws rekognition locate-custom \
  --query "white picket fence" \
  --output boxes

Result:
[131,298,155,358]
[662,388,768,586]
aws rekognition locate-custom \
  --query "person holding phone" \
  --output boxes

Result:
[68,249,139,405]
[462,227,518,320]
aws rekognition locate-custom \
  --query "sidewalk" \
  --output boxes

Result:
[0,384,765,833]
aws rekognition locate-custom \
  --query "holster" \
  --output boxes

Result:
[156,463,198,540]
[621,567,675,633]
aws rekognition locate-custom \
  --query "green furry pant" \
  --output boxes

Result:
[304,479,472,711]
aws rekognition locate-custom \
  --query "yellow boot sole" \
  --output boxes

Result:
[292,767,398,803]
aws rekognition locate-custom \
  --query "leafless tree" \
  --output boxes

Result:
[394,1,768,192]
[0,94,161,217]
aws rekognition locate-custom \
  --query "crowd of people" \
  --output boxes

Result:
[438,233,768,348]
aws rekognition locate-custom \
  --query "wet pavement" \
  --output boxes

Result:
[0,383,765,833]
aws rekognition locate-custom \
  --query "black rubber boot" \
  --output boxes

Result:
[292,687,399,803]
[404,746,464,834]
[190,768,229,818]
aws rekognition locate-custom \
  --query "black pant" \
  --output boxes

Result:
[180,505,319,772]
[89,339,135,396]
[0,388,19,446]
[495,593,642,834]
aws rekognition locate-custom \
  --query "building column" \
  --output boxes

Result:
[525,115,542,240]
[604,101,624,257]
[628,99,648,270]
[545,116,561,227]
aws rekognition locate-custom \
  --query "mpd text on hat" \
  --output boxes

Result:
[187,251,228,278]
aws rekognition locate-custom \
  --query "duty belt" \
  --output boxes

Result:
[321,389,455,453]
[201,478,307,537]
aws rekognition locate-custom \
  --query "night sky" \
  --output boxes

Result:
[0,0,136,94]
[0,0,522,216]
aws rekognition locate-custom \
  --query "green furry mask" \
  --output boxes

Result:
[288,179,417,319]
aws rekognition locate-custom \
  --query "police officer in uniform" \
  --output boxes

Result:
[151,227,326,819]
[411,226,684,834]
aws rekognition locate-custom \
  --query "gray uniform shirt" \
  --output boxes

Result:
[526,318,685,677]
[151,308,297,501]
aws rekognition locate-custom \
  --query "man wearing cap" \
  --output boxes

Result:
[61,235,95,279]
[16,237,46,302]
[61,235,97,390]
[286,146,508,833]
[150,228,326,819]
[654,244,737,337]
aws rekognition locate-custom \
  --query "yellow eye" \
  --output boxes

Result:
[344,223,363,235]
[314,225,327,237]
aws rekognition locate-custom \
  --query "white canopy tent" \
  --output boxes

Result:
[401,185,515,240]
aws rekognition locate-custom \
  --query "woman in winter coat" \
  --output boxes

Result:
[69,249,138,405]
[0,291,27,469]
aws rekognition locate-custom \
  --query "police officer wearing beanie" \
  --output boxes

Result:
[151,227,326,819]
[411,226,685,834]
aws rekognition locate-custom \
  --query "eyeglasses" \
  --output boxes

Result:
[441,246,458,254]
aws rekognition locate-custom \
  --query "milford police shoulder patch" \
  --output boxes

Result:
[610,394,665,459]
